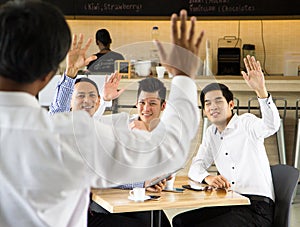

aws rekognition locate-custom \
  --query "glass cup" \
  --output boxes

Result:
[156,66,165,79]
[165,173,176,190]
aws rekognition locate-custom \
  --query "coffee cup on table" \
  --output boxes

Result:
[165,173,176,190]
[129,187,146,202]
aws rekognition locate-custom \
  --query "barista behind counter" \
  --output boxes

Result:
[87,28,124,74]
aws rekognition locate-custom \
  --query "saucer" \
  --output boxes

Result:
[128,195,151,202]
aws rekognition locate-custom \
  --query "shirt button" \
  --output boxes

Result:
[225,153,228,155]
[232,182,235,184]
[232,167,235,169]
[220,137,223,140]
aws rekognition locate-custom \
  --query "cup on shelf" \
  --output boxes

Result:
[129,187,146,202]
[168,71,173,78]
[156,66,165,79]
[135,60,152,77]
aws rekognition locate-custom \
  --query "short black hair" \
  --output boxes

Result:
[0,0,71,83]
[200,83,233,108]
[137,78,166,104]
[95,29,112,47]
[75,77,100,96]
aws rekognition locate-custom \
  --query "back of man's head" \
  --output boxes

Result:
[200,83,233,108]
[137,78,167,103]
[0,0,71,83]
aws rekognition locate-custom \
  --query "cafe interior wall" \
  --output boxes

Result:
[65,19,300,76]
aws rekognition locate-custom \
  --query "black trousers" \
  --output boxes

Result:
[88,209,171,227]
[172,198,274,227]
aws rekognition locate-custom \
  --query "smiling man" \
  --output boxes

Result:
[129,77,166,131]
[70,77,100,115]
[173,56,281,227]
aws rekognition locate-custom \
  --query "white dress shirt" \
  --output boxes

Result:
[0,76,199,227]
[188,95,280,201]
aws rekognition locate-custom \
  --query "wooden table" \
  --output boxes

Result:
[91,176,250,226]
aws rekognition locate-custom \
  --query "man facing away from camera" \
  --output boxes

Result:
[0,0,204,226]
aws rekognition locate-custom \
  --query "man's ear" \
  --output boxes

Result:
[229,100,235,110]
[96,95,101,106]
[161,102,166,111]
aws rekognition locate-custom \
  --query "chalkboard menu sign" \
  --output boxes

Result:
[0,0,299,19]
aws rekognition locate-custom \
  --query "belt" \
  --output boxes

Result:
[243,194,274,205]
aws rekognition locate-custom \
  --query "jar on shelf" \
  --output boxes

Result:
[242,44,255,70]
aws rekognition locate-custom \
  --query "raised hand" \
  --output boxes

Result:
[65,34,97,78]
[241,55,268,98]
[102,72,125,101]
[155,9,204,79]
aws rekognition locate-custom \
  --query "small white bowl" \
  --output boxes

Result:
[135,60,152,77]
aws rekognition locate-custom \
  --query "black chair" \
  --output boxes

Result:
[271,164,299,227]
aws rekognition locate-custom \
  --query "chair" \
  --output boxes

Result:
[271,164,299,227]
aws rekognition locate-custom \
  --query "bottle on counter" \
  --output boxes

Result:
[204,40,213,76]
[151,26,159,40]
[150,26,160,76]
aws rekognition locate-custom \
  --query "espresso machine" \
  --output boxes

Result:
[217,36,241,75]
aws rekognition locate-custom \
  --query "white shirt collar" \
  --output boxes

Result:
[0,91,40,108]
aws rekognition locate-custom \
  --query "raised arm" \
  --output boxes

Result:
[85,10,205,187]
[156,10,204,78]
[241,55,268,98]
[65,34,96,78]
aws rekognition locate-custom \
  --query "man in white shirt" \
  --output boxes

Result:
[0,1,203,226]
[173,56,280,227]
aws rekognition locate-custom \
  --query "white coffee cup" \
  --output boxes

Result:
[156,66,165,79]
[168,71,173,78]
[165,173,176,190]
[129,187,146,201]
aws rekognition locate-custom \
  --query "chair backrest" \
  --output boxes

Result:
[271,164,299,227]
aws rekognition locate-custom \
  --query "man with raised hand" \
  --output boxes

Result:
[0,0,203,226]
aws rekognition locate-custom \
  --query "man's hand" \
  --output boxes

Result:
[129,120,148,131]
[204,175,231,189]
[241,55,268,98]
[144,179,167,193]
[129,118,160,132]
[65,34,97,78]
[155,9,204,79]
[102,72,125,101]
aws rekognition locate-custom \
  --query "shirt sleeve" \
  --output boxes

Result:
[188,129,215,183]
[253,94,281,138]
[92,98,112,119]
[48,74,75,115]
[116,182,144,189]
